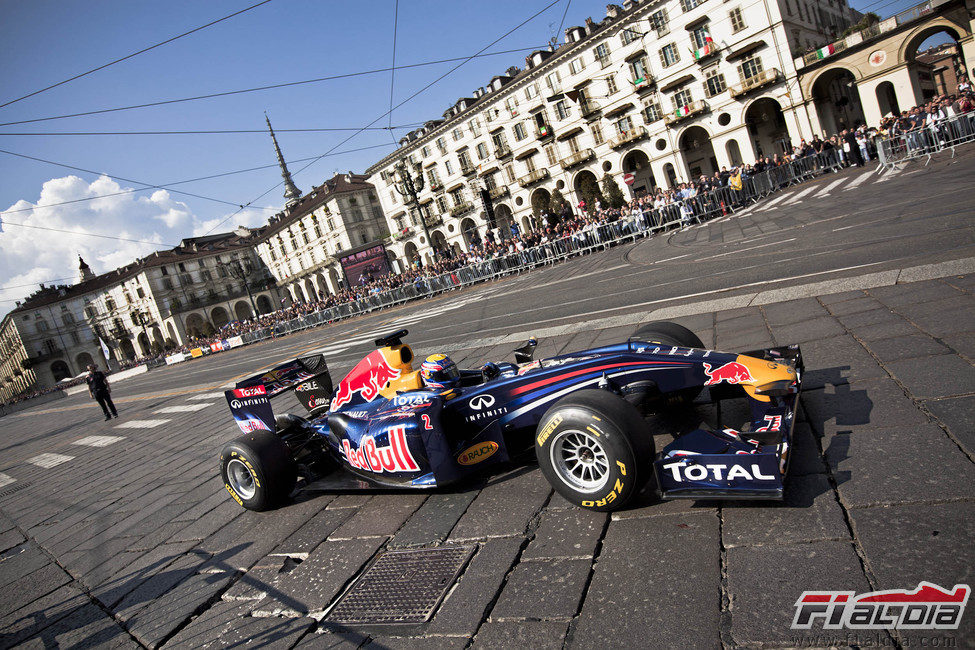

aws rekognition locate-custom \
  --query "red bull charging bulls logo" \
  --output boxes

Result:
[331,350,402,410]
[702,361,754,386]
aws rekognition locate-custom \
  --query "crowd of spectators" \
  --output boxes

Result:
[6,83,973,408]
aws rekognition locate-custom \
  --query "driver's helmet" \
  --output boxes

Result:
[420,354,460,389]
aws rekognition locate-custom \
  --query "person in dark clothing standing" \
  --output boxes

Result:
[86,364,118,420]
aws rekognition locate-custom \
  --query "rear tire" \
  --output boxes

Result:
[632,321,705,405]
[535,389,654,512]
[220,431,296,511]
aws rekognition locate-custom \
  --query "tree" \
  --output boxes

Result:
[601,174,627,209]
[577,174,603,214]
[530,192,549,221]
[549,188,567,214]
[841,12,880,37]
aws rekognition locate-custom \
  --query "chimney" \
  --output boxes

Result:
[585,17,596,31]
[606,4,622,19]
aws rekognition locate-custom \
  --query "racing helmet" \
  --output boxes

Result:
[420,354,461,389]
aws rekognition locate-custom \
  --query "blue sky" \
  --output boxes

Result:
[0,0,951,314]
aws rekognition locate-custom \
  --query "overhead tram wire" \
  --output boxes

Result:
[388,0,401,146]
[202,0,564,236]
[0,46,548,129]
[0,221,179,247]
[0,0,277,110]
[0,125,427,137]
[0,141,398,218]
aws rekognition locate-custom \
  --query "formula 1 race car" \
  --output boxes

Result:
[219,323,802,512]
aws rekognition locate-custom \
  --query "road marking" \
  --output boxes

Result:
[654,253,692,263]
[781,185,819,205]
[115,419,170,429]
[73,435,124,447]
[762,193,790,208]
[155,404,212,413]
[812,177,848,198]
[697,238,797,260]
[28,453,74,468]
[187,392,225,400]
[878,166,905,181]
[0,473,14,489]
[843,170,874,190]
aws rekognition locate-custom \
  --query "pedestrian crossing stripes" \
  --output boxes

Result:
[73,435,124,447]
[155,404,213,413]
[115,419,170,429]
[843,170,873,191]
[28,453,74,468]
[0,473,14,489]
[187,392,225,400]
[781,184,819,205]
[812,177,848,198]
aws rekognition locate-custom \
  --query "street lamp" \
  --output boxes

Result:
[135,309,152,355]
[221,254,259,317]
[393,159,432,266]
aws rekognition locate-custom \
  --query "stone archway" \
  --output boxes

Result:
[137,332,151,357]
[166,322,180,347]
[51,360,71,382]
[119,338,136,361]
[256,295,273,315]
[210,306,230,329]
[679,125,719,180]
[404,242,420,269]
[328,268,342,293]
[811,67,865,135]
[903,25,965,101]
[493,203,515,239]
[304,278,318,301]
[185,312,207,338]
[460,217,480,249]
[234,301,253,321]
[726,139,744,166]
[431,230,449,255]
[316,273,330,296]
[150,326,164,350]
[76,352,94,372]
[621,149,655,194]
[663,163,678,188]
[528,189,550,230]
[876,81,900,118]
[744,97,791,159]
[572,170,600,214]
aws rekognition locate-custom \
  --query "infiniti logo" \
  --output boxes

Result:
[230,400,242,409]
[469,394,496,410]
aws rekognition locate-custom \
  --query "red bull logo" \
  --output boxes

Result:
[331,350,403,410]
[341,425,419,474]
[702,361,754,386]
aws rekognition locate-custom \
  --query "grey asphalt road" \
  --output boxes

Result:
[1,149,973,649]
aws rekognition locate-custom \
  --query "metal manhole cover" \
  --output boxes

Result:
[326,545,475,625]
[0,482,30,499]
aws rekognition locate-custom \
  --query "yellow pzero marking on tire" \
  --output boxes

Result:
[591,416,602,421]
[614,478,624,493]
[586,426,601,437]
[616,460,627,475]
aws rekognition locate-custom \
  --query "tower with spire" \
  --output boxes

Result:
[265,113,302,209]
[77,255,95,284]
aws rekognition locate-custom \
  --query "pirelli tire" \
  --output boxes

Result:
[632,320,705,405]
[535,389,655,512]
[220,431,297,511]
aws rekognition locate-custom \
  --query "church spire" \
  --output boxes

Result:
[77,254,94,284]
[265,112,301,208]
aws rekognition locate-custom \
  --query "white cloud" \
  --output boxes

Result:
[0,174,274,317]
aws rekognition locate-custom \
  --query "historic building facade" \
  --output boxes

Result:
[366,0,860,266]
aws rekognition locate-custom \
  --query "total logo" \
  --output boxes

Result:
[232,385,266,398]
[702,361,754,386]
[342,425,420,474]
[469,394,496,410]
[792,582,970,630]
[662,461,776,482]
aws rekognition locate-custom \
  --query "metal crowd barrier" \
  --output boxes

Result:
[876,110,975,171]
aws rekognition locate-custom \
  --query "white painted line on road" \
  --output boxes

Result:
[878,166,905,181]
[654,253,692,264]
[781,185,819,205]
[697,238,797,261]
[187,392,225,400]
[115,419,170,429]
[813,177,848,198]
[73,435,124,447]
[155,404,212,413]
[0,473,15,489]
[843,170,874,190]
[28,453,74,469]
[762,193,790,208]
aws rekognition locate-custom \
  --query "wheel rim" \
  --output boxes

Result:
[549,429,610,493]
[226,458,257,500]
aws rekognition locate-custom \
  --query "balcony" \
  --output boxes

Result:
[516,169,550,187]
[488,186,510,200]
[664,100,709,125]
[579,100,601,120]
[597,56,612,69]
[450,202,474,218]
[607,126,649,149]
[559,149,595,170]
[460,164,478,177]
[692,41,721,63]
[494,144,512,159]
[631,76,655,93]
[729,68,781,98]
[28,347,64,363]
[535,124,554,140]
[428,182,444,192]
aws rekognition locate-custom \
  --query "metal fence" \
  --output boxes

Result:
[225,149,851,347]
[876,110,975,171]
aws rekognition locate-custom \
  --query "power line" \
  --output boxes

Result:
[0,46,547,128]
[203,0,563,236]
[0,141,397,217]
[388,0,401,145]
[0,0,277,110]
[0,277,77,290]
[0,220,178,247]
[0,124,427,136]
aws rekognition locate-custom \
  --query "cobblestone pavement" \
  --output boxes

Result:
[1,272,973,649]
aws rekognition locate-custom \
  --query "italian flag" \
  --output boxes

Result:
[693,36,714,60]
[675,105,691,117]
[815,44,836,60]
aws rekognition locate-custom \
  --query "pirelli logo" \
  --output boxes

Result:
[536,415,563,446]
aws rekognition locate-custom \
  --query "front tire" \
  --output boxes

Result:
[535,389,654,512]
[632,321,705,405]
[220,431,296,511]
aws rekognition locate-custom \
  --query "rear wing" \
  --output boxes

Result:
[225,355,332,434]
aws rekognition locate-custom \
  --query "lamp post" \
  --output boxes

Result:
[393,159,432,266]
[135,309,152,356]
[222,254,259,317]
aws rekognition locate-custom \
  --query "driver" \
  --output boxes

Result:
[420,354,461,390]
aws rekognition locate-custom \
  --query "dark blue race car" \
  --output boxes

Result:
[219,322,803,512]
